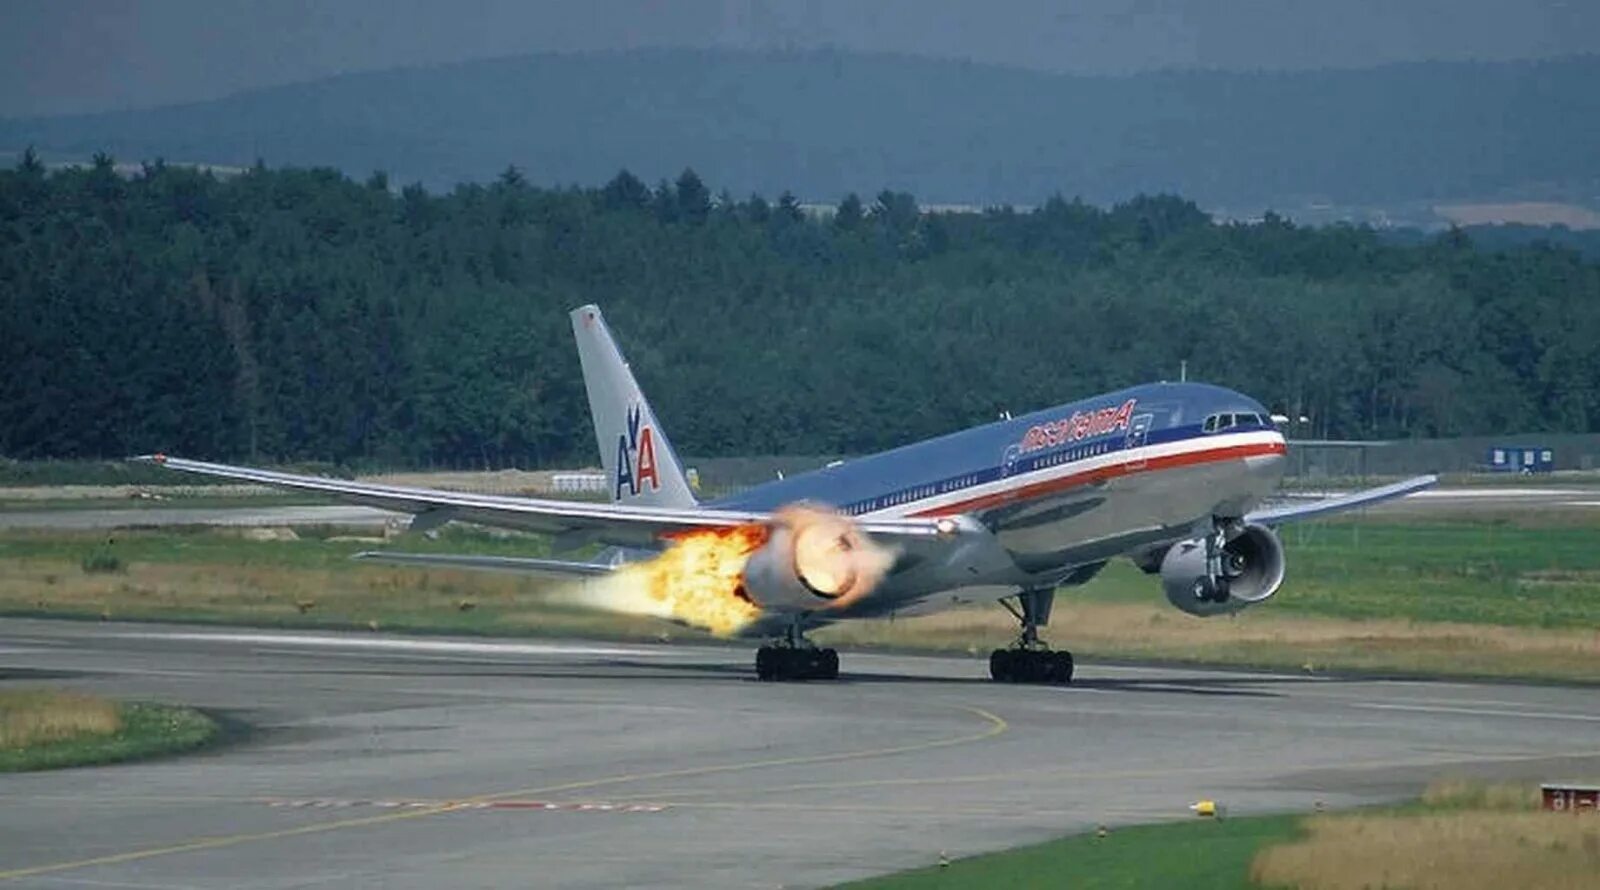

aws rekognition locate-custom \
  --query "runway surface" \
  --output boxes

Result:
[3,620,1597,888]
[0,505,401,531]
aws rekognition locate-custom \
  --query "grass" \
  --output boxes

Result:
[0,458,236,487]
[0,517,1597,681]
[837,813,1305,889]
[819,602,1600,683]
[0,526,683,639]
[0,689,218,771]
[839,780,1597,890]
[1064,517,1600,631]
[1251,781,1600,890]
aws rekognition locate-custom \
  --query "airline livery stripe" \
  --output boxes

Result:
[906,439,1287,518]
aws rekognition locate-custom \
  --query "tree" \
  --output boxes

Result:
[773,191,804,224]
[834,193,863,230]
[675,167,711,224]
[18,146,44,176]
[601,169,651,211]
[743,193,771,223]
[2,158,1596,467]
[871,190,918,231]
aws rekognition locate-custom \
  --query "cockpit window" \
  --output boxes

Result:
[1204,411,1263,433]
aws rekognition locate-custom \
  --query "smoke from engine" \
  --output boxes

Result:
[554,505,894,637]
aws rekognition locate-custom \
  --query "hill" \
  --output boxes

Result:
[3,49,1598,213]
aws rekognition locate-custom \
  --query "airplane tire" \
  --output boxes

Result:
[989,649,1012,682]
[756,646,840,681]
[990,649,1073,684]
[1052,651,1075,685]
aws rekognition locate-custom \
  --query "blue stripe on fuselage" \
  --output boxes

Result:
[707,382,1272,516]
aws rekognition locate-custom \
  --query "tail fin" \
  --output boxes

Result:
[570,305,698,508]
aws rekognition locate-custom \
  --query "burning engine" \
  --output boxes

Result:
[571,504,896,638]
[740,506,896,612]
[1159,523,1286,617]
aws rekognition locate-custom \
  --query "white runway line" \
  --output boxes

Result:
[1355,702,1600,723]
[1410,488,1591,499]
[106,630,675,659]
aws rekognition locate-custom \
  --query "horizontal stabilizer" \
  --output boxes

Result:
[352,551,616,580]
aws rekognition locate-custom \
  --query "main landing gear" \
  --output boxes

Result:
[989,588,1074,684]
[755,618,839,681]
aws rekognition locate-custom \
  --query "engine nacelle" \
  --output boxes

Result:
[739,506,895,613]
[1160,523,1286,617]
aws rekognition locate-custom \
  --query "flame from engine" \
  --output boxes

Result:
[554,505,893,637]
[560,523,768,636]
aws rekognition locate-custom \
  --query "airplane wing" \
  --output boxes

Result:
[1244,474,1438,525]
[351,551,618,579]
[132,455,964,551]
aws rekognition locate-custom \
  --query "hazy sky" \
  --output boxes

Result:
[3,0,1596,117]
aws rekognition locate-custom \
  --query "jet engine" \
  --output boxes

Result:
[1159,523,1286,617]
[739,506,896,613]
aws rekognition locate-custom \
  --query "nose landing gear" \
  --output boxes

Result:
[989,588,1073,684]
[1192,526,1242,604]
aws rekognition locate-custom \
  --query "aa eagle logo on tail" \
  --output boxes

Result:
[615,405,660,498]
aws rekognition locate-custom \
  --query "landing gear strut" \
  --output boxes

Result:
[989,588,1074,684]
[755,618,839,681]
[1193,524,1236,604]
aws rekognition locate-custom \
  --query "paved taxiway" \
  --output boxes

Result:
[3,620,1597,888]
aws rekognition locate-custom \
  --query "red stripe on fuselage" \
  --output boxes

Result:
[908,440,1287,518]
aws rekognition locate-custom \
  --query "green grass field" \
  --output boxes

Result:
[836,780,1595,890]
[0,690,218,772]
[1079,518,1600,630]
[0,515,1596,681]
[837,814,1303,890]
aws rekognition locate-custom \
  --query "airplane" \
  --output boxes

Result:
[139,304,1435,683]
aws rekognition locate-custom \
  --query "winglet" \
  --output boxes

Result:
[570,305,698,508]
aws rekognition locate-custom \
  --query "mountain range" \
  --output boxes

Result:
[4,49,1597,216]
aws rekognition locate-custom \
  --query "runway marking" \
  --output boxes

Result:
[261,797,667,813]
[1354,702,1600,723]
[0,704,1007,883]
[105,630,669,659]
[23,878,210,889]
[651,799,1142,819]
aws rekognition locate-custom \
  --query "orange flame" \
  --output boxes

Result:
[554,506,894,637]
[563,523,769,636]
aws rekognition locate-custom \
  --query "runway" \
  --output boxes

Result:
[3,621,1597,888]
[0,505,401,531]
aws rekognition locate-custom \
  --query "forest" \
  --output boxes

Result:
[2,153,1598,469]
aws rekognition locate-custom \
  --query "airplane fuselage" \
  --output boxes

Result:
[711,382,1287,618]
